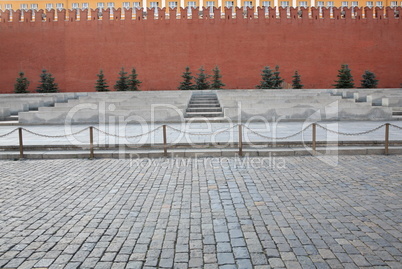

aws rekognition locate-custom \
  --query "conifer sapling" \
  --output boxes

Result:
[195,66,210,90]
[114,67,129,91]
[95,70,109,92]
[210,66,225,89]
[272,65,284,89]
[333,64,354,89]
[256,66,274,89]
[178,66,194,90]
[14,71,30,93]
[128,68,142,91]
[292,71,303,89]
[360,70,378,88]
[36,69,58,93]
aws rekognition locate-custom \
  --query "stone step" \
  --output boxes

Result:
[191,94,217,97]
[185,112,224,118]
[190,100,219,104]
[186,108,223,112]
[190,99,218,102]
[392,111,402,116]
[187,103,221,108]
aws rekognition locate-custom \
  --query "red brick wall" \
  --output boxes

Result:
[0,7,401,92]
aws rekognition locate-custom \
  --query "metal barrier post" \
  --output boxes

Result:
[312,123,316,154]
[89,126,94,159]
[239,124,243,157]
[385,123,390,155]
[18,128,24,159]
[163,125,167,157]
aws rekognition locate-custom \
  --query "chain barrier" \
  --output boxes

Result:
[316,124,385,136]
[93,126,163,139]
[0,128,18,138]
[390,124,402,130]
[21,127,90,138]
[1,123,399,145]
[243,124,312,140]
[167,124,239,136]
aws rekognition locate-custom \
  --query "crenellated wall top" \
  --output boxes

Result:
[0,6,400,24]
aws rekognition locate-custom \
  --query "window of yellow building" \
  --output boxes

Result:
[187,1,196,8]
[133,2,141,8]
[366,1,373,7]
[20,4,28,10]
[351,1,358,6]
[56,3,64,9]
[261,1,270,6]
[226,1,234,7]
[280,1,289,7]
[327,1,334,7]
[169,1,178,8]
[299,1,307,7]
[341,1,348,6]
[150,2,159,8]
[82,3,89,9]
[46,3,53,9]
[206,1,215,7]
[244,1,253,7]
[317,1,324,6]
[375,1,382,6]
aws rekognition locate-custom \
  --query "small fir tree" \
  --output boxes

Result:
[360,70,378,88]
[14,71,30,93]
[178,66,194,90]
[210,66,225,89]
[127,68,142,91]
[292,70,303,89]
[36,69,58,93]
[95,70,109,92]
[256,66,275,89]
[272,65,284,89]
[333,64,354,89]
[195,66,210,90]
[114,67,129,91]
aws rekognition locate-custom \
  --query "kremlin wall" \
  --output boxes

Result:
[0,6,401,92]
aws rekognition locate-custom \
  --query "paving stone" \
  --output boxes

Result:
[34,258,55,267]
[268,257,285,267]
[233,247,250,259]
[217,253,235,265]
[0,156,401,268]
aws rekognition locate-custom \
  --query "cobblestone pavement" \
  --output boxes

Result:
[0,156,401,269]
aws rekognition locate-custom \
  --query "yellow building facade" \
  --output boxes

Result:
[0,0,399,12]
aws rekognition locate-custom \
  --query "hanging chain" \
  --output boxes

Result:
[21,127,90,138]
[0,128,18,138]
[243,124,312,140]
[167,124,239,136]
[93,125,163,138]
[316,124,385,136]
[390,124,402,130]
[1,123,396,141]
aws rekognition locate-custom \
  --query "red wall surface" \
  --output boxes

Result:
[0,7,401,92]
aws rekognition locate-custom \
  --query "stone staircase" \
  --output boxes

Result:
[185,93,224,118]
